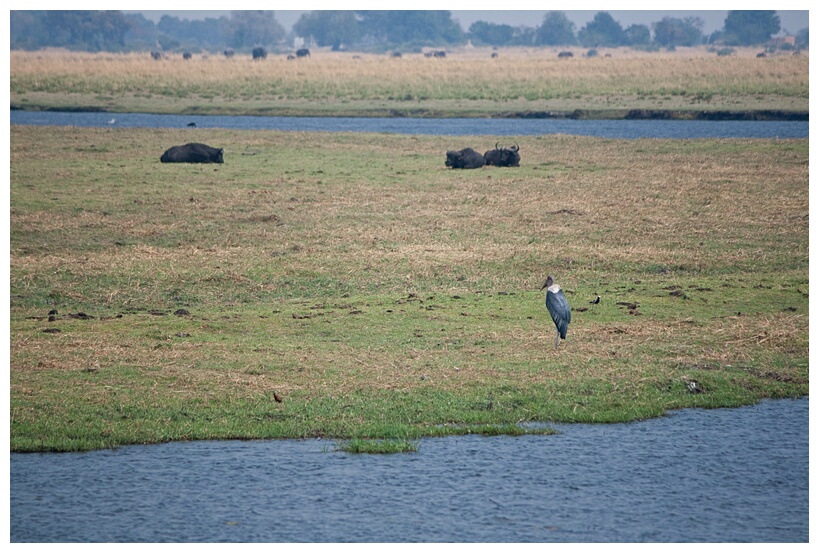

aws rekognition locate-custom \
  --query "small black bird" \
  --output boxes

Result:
[187,122,196,127]
[590,295,601,304]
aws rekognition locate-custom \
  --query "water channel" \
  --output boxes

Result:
[10,112,809,542]
[9,110,809,139]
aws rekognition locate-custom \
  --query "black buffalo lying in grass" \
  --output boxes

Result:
[445,147,485,169]
[484,143,520,167]
[160,143,224,164]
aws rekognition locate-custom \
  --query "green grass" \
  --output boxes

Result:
[337,439,419,454]
[9,126,808,452]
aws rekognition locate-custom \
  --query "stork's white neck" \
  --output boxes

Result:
[547,284,561,294]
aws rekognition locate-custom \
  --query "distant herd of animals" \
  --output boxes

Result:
[148,48,786,63]
[150,48,311,61]
[159,141,520,169]
[147,49,587,61]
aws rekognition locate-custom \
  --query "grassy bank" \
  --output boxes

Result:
[9,125,808,452]
[9,47,809,117]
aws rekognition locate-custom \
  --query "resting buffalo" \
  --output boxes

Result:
[445,148,485,169]
[296,48,310,57]
[484,143,520,167]
[161,143,224,164]
[252,47,267,60]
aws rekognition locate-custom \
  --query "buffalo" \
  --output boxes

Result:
[224,49,235,58]
[484,143,520,167]
[445,148,485,169]
[151,51,162,60]
[252,47,267,60]
[161,143,224,164]
[296,48,310,57]
[557,51,573,58]
[183,52,192,60]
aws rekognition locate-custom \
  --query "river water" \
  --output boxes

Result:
[9,110,809,139]
[10,398,808,542]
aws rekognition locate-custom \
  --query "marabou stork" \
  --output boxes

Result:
[541,275,571,351]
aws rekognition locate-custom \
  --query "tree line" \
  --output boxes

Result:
[10,10,807,53]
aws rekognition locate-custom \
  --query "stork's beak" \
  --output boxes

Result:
[539,281,548,291]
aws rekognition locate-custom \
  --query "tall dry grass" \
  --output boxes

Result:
[10,48,809,103]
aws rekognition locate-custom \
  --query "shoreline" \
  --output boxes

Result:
[9,104,809,121]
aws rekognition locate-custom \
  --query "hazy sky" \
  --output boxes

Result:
[128,8,810,35]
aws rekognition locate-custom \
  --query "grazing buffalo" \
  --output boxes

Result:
[286,54,296,60]
[296,48,310,57]
[445,148,485,169]
[151,51,162,60]
[161,143,224,164]
[557,51,573,58]
[224,49,235,58]
[252,47,267,60]
[183,52,192,60]
[484,143,520,167]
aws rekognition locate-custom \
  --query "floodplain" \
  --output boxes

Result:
[9,124,808,451]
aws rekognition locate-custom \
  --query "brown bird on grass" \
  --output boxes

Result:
[273,392,283,403]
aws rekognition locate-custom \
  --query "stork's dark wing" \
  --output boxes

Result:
[546,289,571,339]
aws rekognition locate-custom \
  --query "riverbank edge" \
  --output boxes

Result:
[9,104,809,121]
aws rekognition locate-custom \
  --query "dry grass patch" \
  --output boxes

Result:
[10,48,808,115]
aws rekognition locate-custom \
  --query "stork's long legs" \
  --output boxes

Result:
[555,329,560,351]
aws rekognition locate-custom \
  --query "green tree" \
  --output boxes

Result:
[723,11,780,46]
[469,22,535,46]
[577,12,625,47]
[653,17,704,48]
[10,11,50,50]
[293,11,361,49]
[123,13,159,51]
[795,28,808,49]
[356,11,464,46]
[34,11,132,51]
[535,11,576,46]
[469,21,514,46]
[156,15,230,50]
[227,10,284,49]
[623,24,651,46]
